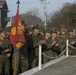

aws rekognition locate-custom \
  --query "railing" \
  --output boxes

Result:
[66,40,69,57]
[39,45,42,70]
[38,39,76,70]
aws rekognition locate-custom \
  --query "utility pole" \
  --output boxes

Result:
[41,0,50,30]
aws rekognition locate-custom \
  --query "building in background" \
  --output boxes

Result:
[0,0,9,28]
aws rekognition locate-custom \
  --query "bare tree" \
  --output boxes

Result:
[47,2,76,29]
[26,8,40,17]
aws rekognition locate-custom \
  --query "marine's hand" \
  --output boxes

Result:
[4,49,9,52]
[39,40,46,44]
[71,41,75,45]
[0,42,2,46]
[7,53,11,57]
[55,43,59,46]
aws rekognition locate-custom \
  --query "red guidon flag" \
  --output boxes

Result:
[10,10,25,50]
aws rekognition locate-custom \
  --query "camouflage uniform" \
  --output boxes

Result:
[68,33,76,55]
[0,38,11,75]
[59,31,68,51]
[42,38,53,63]
[18,30,29,73]
[18,44,28,73]
[50,39,57,56]
[50,31,61,57]
[29,33,43,68]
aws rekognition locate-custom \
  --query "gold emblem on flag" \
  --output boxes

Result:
[11,27,16,35]
[16,42,22,48]
[17,21,23,34]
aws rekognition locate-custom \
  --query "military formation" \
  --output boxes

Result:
[0,25,76,75]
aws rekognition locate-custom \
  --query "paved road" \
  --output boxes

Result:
[33,57,76,75]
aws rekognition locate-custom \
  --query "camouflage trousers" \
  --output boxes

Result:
[69,47,76,55]
[18,55,28,73]
[18,58,28,73]
[31,49,39,68]
[42,50,53,64]
[0,54,10,75]
[31,50,53,67]
[12,54,28,74]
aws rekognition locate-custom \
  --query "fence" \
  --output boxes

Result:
[38,40,76,70]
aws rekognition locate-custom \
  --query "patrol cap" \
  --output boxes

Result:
[51,30,57,34]
[43,27,50,33]
[21,21,27,26]
[32,25,40,30]
[28,28,33,32]
[0,27,3,33]
[4,27,11,32]
[61,25,65,28]
[68,28,73,32]
[0,30,5,34]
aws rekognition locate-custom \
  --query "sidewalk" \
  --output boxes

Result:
[33,57,76,75]
[20,56,67,75]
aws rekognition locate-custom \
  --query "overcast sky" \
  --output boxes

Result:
[6,0,76,17]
